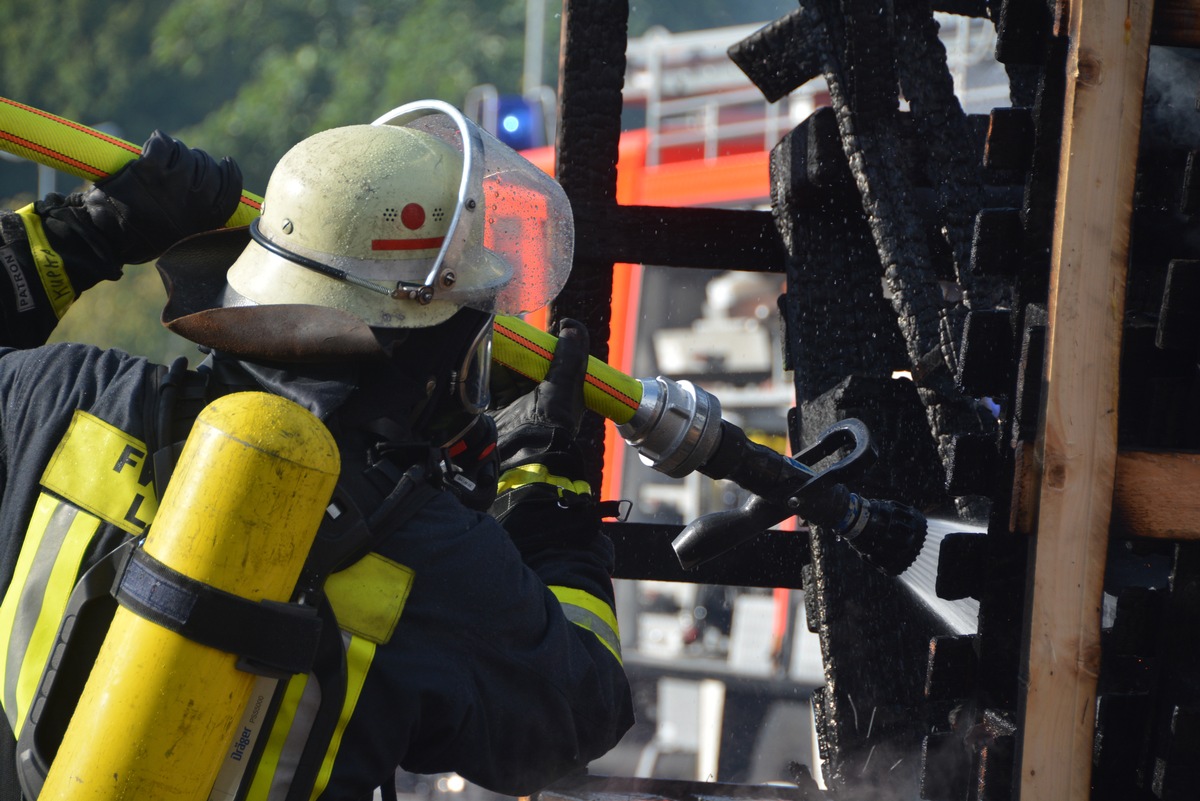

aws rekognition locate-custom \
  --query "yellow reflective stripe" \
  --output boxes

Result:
[309,636,376,800]
[0,413,158,732]
[548,585,622,665]
[0,494,57,727]
[245,635,377,801]
[324,554,414,645]
[13,504,100,733]
[41,411,158,534]
[0,494,103,732]
[14,204,75,319]
[496,464,591,497]
[246,674,309,801]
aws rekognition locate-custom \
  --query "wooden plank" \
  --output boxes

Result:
[1008,441,1039,535]
[1018,0,1155,797]
[1153,0,1200,47]
[1113,451,1200,538]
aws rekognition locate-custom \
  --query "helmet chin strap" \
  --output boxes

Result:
[249,218,420,300]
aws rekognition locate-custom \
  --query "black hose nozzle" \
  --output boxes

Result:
[619,376,928,576]
[787,482,928,577]
[835,497,928,576]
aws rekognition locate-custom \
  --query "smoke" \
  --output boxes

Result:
[1142,46,1200,153]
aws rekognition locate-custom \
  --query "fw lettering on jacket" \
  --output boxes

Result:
[112,444,155,528]
[41,411,160,533]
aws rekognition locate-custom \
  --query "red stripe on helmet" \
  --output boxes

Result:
[371,237,445,251]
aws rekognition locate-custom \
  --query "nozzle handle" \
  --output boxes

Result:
[699,418,875,505]
[672,495,791,570]
[670,417,928,574]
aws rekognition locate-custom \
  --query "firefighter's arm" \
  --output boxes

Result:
[0,131,241,347]
[489,318,623,660]
[474,320,632,792]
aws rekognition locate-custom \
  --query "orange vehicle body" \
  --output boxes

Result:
[521,129,774,504]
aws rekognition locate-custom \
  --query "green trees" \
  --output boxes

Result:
[2,0,530,192]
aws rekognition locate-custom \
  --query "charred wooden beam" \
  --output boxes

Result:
[572,204,786,272]
[727,9,824,103]
[553,0,628,488]
[604,522,810,589]
[1153,0,1200,47]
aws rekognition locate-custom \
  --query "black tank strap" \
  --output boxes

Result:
[111,542,323,679]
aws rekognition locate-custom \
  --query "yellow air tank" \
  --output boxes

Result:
[40,391,340,801]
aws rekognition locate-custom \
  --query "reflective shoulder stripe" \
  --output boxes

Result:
[0,493,102,732]
[0,494,58,725]
[247,634,378,801]
[324,553,415,644]
[548,585,622,665]
[14,204,75,320]
[41,410,158,534]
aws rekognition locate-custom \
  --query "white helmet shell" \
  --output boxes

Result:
[227,100,574,329]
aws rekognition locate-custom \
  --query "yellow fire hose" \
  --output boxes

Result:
[0,96,644,423]
[0,97,264,227]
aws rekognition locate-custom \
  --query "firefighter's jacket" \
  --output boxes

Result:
[0,206,634,800]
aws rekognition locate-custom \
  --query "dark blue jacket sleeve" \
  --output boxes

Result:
[335,491,635,798]
[0,203,124,349]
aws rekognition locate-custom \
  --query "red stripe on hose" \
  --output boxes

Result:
[0,97,140,154]
[494,323,639,412]
[0,131,108,178]
[496,323,554,362]
[584,373,639,411]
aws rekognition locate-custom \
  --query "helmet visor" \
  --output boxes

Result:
[456,314,494,416]
[373,101,574,316]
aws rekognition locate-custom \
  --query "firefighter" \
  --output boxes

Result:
[0,104,633,800]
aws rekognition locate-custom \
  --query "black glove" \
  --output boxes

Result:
[491,318,590,477]
[35,130,243,282]
[489,319,598,553]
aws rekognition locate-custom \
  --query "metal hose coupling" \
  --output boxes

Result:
[617,376,724,478]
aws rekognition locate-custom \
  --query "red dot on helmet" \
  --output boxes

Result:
[401,203,426,230]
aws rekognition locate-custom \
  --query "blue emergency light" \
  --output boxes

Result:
[495,95,545,151]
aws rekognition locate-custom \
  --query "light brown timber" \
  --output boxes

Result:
[1018,0,1155,798]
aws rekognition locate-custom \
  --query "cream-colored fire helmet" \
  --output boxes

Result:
[226,100,574,328]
